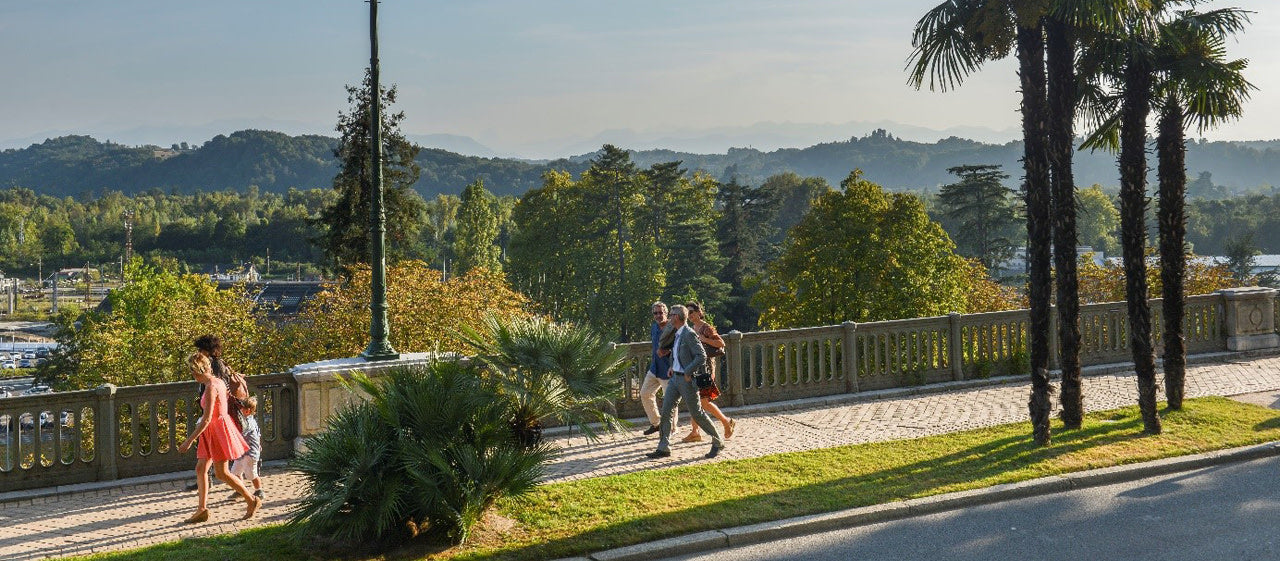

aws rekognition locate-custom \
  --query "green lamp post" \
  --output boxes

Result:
[362,0,398,361]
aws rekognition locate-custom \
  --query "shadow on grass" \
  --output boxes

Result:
[87,399,1280,561]
[457,415,1155,561]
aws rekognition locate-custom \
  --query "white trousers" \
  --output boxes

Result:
[639,371,677,428]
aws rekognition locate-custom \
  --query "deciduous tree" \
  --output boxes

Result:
[753,171,971,328]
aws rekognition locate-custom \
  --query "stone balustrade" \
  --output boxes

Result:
[3,289,1277,493]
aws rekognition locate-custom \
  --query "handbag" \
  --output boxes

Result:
[693,372,715,390]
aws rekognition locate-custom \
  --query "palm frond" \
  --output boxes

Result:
[907,0,990,92]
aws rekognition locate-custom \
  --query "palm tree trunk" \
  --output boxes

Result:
[1157,99,1187,410]
[1046,18,1083,430]
[1019,22,1054,446]
[1119,54,1162,435]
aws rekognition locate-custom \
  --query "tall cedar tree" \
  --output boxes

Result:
[587,145,643,341]
[936,164,1021,272]
[313,69,426,269]
[648,166,730,314]
[453,179,502,275]
[716,178,779,331]
[508,148,664,341]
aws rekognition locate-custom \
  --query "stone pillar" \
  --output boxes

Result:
[94,384,117,482]
[842,321,859,393]
[948,312,965,381]
[724,330,745,407]
[291,353,454,452]
[1219,287,1280,351]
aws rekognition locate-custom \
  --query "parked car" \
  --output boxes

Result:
[35,348,50,358]
[22,352,35,360]
[1,361,15,370]
[19,359,33,368]
[23,385,52,395]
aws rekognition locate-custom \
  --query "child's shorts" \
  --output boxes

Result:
[230,455,259,481]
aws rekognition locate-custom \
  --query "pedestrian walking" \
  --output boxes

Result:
[646,305,725,459]
[178,335,261,523]
[640,302,677,435]
[227,396,265,503]
[682,302,735,442]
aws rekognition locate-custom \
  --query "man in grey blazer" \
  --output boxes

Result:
[646,305,725,459]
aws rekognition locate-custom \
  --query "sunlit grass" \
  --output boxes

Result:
[80,397,1280,561]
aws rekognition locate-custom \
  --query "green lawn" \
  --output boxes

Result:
[81,397,1280,561]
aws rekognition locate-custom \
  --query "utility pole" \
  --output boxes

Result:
[122,210,135,263]
[362,0,397,361]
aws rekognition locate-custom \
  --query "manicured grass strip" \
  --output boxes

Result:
[81,397,1280,561]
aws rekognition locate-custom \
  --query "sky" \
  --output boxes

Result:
[3,0,1278,158]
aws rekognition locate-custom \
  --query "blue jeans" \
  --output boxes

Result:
[657,372,722,451]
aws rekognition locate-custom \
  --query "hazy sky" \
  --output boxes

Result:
[3,0,1277,157]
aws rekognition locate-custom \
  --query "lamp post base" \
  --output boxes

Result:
[361,341,400,361]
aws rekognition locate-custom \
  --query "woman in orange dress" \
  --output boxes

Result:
[178,336,260,523]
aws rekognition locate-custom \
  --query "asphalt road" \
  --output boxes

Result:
[663,455,1280,561]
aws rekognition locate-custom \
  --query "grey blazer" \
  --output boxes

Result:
[672,325,707,376]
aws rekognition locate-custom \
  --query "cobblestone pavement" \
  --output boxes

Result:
[4,353,1280,560]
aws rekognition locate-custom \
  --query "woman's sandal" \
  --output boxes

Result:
[184,509,209,524]
[243,495,261,520]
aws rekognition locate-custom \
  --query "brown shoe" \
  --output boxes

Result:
[725,419,736,439]
[681,432,703,443]
[243,496,261,520]
[184,509,209,524]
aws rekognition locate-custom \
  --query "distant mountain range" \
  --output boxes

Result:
[1,128,1276,200]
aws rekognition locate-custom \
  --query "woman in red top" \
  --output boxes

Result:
[178,335,261,523]
[682,302,736,442]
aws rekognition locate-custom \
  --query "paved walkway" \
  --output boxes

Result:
[4,353,1280,560]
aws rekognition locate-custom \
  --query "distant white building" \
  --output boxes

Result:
[1208,254,1280,277]
[205,263,260,283]
[996,246,1106,278]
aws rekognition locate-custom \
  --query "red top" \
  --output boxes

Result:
[196,377,250,462]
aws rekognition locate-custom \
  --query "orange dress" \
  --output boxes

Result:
[196,377,250,461]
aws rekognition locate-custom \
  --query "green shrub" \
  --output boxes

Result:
[289,361,551,547]
[460,315,629,445]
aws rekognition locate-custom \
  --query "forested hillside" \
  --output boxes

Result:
[1,129,1276,199]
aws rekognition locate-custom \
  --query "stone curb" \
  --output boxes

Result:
[573,441,1280,561]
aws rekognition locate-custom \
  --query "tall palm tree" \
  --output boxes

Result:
[910,0,1136,443]
[1046,12,1083,430]
[908,0,1054,444]
[1153,7,1253,409]
[1046,0,1138,430]
[1078,4,1166,433]
[1078,3,1250,429]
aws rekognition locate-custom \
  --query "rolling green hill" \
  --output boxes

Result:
[2,129,1275,198]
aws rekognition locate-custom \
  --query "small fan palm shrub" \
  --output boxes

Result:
[460,314,629,446]
[290,360,551,547]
